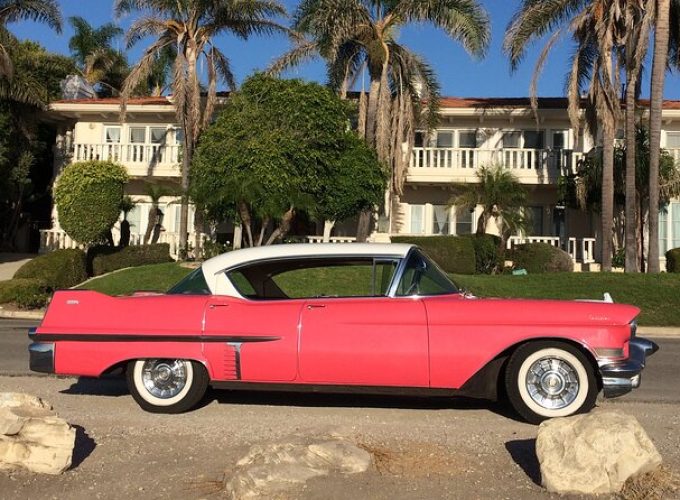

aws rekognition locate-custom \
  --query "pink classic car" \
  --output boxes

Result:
[28,243,657,423]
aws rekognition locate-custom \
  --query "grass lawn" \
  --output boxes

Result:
[452,273,679,326]
[78,263,192,296]
[76,262,679,326]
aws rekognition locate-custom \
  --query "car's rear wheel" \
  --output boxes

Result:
[126,359,208,413]
[505,341,597,424]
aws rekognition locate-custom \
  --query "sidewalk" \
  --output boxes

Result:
[0,253,36,281]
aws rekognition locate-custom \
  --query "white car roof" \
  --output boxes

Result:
[201,243,415,296]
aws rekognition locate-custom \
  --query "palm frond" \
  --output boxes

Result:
[267,38,319,75]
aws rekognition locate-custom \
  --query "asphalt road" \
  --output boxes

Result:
[1,318,677,403]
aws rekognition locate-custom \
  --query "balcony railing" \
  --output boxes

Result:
[72,142,182,177]
[507,236,596,264]
[408,147,582,185]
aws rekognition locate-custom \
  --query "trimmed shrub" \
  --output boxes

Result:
[460,234,503,274]
[53,160,129,244]
[391,236,476,275]
[14,249,87,289]
[89,243,173,276]
[512,242,574,273]
[666,248,680,272]
[0,278,48,305]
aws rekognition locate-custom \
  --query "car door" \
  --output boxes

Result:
[202,296,302,382]
[298,297,429,387]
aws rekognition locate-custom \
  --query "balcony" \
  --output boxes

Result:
[73,142,182,177]
[408,148,582,185]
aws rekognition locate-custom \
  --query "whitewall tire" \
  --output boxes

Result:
[505,342,598,424]
[127,359,208,413]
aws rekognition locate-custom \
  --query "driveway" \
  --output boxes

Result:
[0,254,36,281]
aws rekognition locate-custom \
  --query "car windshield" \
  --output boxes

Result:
[167,268,211,295]
[395,249,459,296]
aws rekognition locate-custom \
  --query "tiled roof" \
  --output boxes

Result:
[51,96,173,105]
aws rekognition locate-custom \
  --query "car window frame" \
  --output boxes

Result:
[388,247,459,298]
[221,254,404,302]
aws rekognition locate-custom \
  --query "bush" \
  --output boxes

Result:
[512,242,574,273]
[53,160,129,244]
[391,236,476,275]
[460,234,503,274]
[89,243,173,276]
[0,278,48,305]
[14,249,87,289]
[666,248,680,272]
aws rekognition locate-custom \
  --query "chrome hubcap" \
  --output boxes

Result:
[525,357,579,409]
[141,360,187,399]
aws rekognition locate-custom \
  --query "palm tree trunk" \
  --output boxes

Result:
[364,78,381,144]
[648,0,671,273]
[624,80,639,272]
[601,127,616,272]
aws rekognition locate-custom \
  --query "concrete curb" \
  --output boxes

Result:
[0,308,44,320]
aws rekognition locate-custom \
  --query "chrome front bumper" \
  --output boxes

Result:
[28,328,55,374]
[599,337,659,398]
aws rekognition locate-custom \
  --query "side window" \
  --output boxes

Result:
[226,258,398,300]
[396,250,458,297]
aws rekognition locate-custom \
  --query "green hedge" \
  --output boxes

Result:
[89,243,173,276]
[0,278,50,309]
[14,249,87,289]
[666,248,680,272]
[460,234,503,274]
[391,236,476,275]
[512,242,574,273]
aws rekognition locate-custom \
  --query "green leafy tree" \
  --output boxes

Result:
[0,0,62,80]
[191,75,386,246]
[54,161,129,245]
[68,16,128,97]
[451,164,528,258]
[116,0,290,257]
[271,0,490,240]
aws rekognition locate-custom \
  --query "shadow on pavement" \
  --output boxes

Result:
[71,425,97,469]
[505,438,541,485]
[61,377,128,397]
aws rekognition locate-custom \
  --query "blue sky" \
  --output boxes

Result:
[9,0,680,99]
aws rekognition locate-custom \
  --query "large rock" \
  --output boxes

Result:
[536,409,662,495]
[0,393,76,475]
[225,438,371,499]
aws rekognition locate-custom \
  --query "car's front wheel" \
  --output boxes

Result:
[505,341,598,424]
[126,359,208,413]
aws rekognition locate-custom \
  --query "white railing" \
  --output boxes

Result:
[39,229,206,260]
[409,148,582,184]
[304,236,357,243]
[72,142,182,176]
[509,236,595,264]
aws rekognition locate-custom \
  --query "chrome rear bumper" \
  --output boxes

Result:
[599,337,659,398]
[28,328,55,374]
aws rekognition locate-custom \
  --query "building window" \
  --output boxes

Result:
[436,131,453,148]
[150,127,168,144]
[672,203,680,249]
[104,126,121,143]
[552,130,567,149]
[523,131,545,149]
[458,130,478,149]
[126,204,144,236]
[410,205,425,234]
[666,132,680,149]
[502,131,521,149]
[174,126,184,145]
[129,127,146,144]
[455,206,473,235]
[432,205,450,235]
[527,206,544,236]
[660,206,668,254]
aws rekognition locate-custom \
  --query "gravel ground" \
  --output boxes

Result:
[0,375,678,500]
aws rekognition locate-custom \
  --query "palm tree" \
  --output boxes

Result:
[452,164,528,253]
[68,16,127,95]
[504,0,629,272]
[270,0,490,241]
[648,0,672,273]
[116,0,290,258]
[0,0,62,78]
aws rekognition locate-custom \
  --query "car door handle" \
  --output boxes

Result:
[306,304,326,310]
[209,304,230,309]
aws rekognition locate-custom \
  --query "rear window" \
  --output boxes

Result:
[167,268,211,295]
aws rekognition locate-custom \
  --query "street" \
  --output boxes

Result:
[0,318,678,499]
